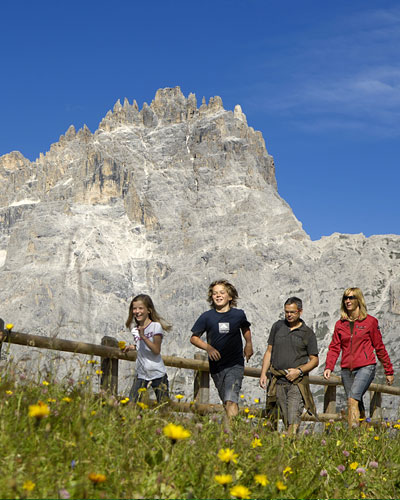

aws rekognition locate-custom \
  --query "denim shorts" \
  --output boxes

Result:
[211,364,244,404]
[341,364,376,406]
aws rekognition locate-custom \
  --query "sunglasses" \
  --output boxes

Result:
[344,295,357,301]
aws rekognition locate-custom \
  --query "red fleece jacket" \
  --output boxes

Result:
[325,315,393,376]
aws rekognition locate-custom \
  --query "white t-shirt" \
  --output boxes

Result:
[131,321,167,380]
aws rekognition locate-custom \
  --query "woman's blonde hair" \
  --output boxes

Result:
[126,294,172,331]
[207,279,239,308]
[340,287,368,321]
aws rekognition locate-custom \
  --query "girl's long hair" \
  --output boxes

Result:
[340,287,368,321]
[126,294,172,331]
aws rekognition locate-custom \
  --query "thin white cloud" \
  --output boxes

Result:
[246,5,400,136]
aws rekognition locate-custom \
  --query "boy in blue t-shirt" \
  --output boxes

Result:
[191,279,253,420]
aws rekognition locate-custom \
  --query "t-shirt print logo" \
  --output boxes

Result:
[219,323,230,334]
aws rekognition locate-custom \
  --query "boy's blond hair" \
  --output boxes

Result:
[207,279,239,308]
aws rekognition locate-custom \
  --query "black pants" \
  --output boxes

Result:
[129,374,169,403]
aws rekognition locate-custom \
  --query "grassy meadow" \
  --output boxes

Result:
[0,359,400,500]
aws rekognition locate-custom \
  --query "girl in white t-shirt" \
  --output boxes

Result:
[124,294,171,403]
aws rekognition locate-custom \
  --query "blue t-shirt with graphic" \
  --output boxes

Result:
[191,308,251,374]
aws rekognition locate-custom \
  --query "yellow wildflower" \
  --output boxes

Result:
[118,340,126,349]
[42,380,49,386]
[175,394,184,400]
[336,440,341,446]
[62,397,72,403]
[91,410,96,416]
[276,481,287,491]
[240,394,245,399]
[87,359,97,364]
[138,387,147,393]
[230,485,251,499]
[47,398,56,403]
[248,414,255,419]
[5,390,13,395]
[5,324,14,330]
[254,398,260,403]
[251,438,262,448]
[88,473,106,484]
[214,474,233,485]
[393,424,400,429]
[28,401,50,419]
[136,402,148,410]
[163,423,191,442]
[22,480,35,491]
[361,493,366,499]
[244,408,250,413]
[283,466,293,476]
[95,370,103,375]
[254,474,269,486]
[350,462,359,470]
[217,448,238,464]
[374,436,379,441]
[120,398,129,405]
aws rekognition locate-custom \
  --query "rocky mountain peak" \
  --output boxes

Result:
[0,87,399,405]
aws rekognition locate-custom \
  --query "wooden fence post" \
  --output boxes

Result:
[323,385,337,415]
[100,336,119,395]
[193,353,209,404]
[370,391,382,420]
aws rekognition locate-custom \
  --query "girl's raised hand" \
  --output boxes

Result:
[137,325,146,339]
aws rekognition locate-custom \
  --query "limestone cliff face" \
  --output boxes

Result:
[1,87,399,405]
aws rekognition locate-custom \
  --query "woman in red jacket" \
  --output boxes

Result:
[323,287,394,428]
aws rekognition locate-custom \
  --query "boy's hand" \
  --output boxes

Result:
[206,345,221,361]
[244,342,253,362]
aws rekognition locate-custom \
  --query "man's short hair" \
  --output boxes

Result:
[284,297,303,310]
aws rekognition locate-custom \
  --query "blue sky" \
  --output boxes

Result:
[1,0,399,240]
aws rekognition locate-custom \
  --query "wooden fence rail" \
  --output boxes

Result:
[1,329,399,422]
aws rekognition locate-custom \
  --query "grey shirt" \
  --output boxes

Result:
[268,319,318,373]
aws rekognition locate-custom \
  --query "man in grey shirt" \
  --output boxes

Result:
[260,297,319,435]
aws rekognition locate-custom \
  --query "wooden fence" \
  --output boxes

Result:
[1,328,399,421]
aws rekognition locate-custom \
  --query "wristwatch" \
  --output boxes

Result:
[298,367,304,377]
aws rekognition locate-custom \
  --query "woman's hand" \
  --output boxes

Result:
[386,374,394,386]
[323,369,332,380]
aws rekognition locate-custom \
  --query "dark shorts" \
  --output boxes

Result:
[341,364,376,411]
[211,364,244,404]
[129,374,169,403]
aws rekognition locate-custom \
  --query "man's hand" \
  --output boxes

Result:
[386,375,394,386]
[259,374,268,389]
[206,345,221,361]
[244,342,254,362]
[286,368,301,382]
